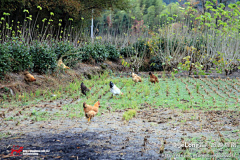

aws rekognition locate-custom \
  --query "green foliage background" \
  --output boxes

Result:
[0,0,240,77]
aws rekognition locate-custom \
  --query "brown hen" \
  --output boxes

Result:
[149,72,159,83]
[132,72,142,83]
[57,58,70,69]
[83,101,100,122]
[23,71,36,82]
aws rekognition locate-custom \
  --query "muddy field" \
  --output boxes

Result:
[0,62,240,159]
[0,104,239,159]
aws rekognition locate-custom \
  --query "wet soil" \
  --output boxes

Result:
[0,106,239,159]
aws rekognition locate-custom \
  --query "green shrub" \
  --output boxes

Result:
[63,52,82,67]
[0,43,12,77]
[54,41,74,60]
[54,41,82,67]
[80,44,93,62]
[92,43,109,63]
[133,40,151,58]
[149,56,163,71]
[30,42,57,73]
[8,42,32,72]
[81,43,109,63]
[105,44,119,61]
[120,46,135,57]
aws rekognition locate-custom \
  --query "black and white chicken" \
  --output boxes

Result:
[110,81,123,96]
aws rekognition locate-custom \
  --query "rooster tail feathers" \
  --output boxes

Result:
[83,102,86,108]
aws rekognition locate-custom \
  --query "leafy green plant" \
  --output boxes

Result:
[53,41,81,67]
[30,42,57,73]
[149,56,163,71]
[133,39,150,58]
[0,43,12,77]
[80,44,93,62]
[161,70,166,80]
[54,41,74,60]
[105,44,119,61]
[196,83,200,94]
[80,43,109,63]
[120,46,135,57]
[8,41,32,72]
[92,43,109,63]
[123,109,136,121]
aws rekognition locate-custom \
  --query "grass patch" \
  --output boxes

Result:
[1,73,239,122]
[122,109,137,121]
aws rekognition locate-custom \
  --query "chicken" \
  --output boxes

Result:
[81,82,90,96]
[83,101,100,122]
[132,72,142,83]
[110,81,123,96]
[23,71,36,82]
[149,72,159,83]
[57,58,70,69]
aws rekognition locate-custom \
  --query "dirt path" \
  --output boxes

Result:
[1,106,239,159]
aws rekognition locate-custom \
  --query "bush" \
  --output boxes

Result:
[81,43,109,63]
[0,43,12,77]
[30,42,57,73]
[54,41,74,60]
[149,56,163,71]
[54,41,81,67]
[133,40,151,57]
[105,44,119,61]
[120,46,136,57]
[63,53,82,67]
[8,42,32,72]
[80,44,93,62]
[92,43,109,63]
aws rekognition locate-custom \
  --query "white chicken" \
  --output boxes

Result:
[110,81,123,96]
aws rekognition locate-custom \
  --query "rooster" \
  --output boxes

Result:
[149,72,159,83]
[83,101,100,122]
[23,71,36,82]
[81,82,90,96]
[57,58,70,69]
[132,72,142,83]
[110,81,123,96]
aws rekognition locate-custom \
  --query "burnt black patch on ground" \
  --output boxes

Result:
[0,130,160,160]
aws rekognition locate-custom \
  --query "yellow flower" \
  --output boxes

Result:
[226,62,227,64]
